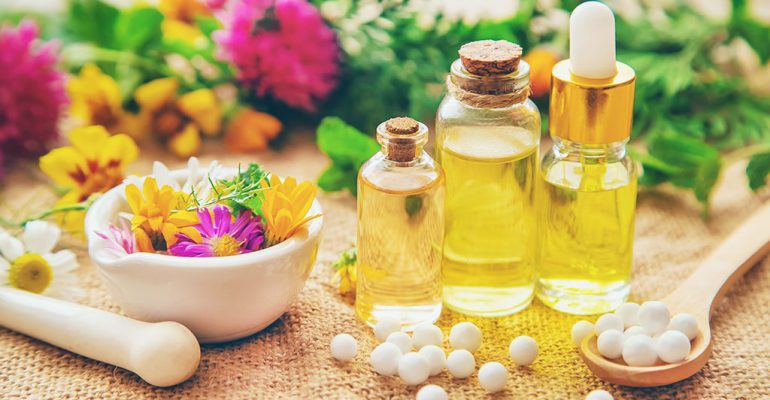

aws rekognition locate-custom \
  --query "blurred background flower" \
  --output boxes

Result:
[0,20,67,177]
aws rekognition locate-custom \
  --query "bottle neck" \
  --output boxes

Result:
[447,59,531,108]
[376,120,429,164]
[552,137,628,161]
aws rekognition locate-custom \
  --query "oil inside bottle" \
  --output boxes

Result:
[437,126,537,316]
[536,152,636,315]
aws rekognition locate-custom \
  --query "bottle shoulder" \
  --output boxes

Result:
[540,146,636,191]
[359,153,444,194]
[436,94,541,131]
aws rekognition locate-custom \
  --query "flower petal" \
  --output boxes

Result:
[135,78,178,112]
[68,125,110,160]
[38,147,87,187]
[22,220,61,254]
[44,250,79,273]
[0,233,24,261]
[176,89,222,136]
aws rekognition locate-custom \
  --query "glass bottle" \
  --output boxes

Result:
[356,117,445,330]
[435,41,541,316]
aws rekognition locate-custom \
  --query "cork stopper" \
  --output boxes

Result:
[382,117,421,162]
[459,40,522,76]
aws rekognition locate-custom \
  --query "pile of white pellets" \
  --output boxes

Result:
[330,317,539,399]
[571,301,699,366]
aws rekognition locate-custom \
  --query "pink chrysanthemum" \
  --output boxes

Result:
[169,205,265,257]
[95,219,138,257]
[0,21,67,171]
[214,0,340,112]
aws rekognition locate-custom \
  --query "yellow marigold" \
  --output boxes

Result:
[259,175,321,245]
[224,108,283,153]
[124,177,201,252]
[134,77,222,158]
[39,126,139,232]
[159,0,210,42]
[67,64,128,134]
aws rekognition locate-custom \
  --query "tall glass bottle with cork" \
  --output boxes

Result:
[436,41,541,316]
[356,117,445,330]
[536,2,637,315]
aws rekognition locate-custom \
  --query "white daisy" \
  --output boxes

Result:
[0,221,83,300]
[124,157,224,205]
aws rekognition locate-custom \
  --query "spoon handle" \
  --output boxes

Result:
[665,202,770,320]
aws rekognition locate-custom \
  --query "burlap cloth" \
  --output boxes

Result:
[1,135,768,399]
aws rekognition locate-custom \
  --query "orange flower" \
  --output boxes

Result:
[523,48,561,98]
[224,108,283,153]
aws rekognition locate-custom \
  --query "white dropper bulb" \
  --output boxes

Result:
[569,1,617,79]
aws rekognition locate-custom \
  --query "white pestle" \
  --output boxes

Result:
[0,287,201,387]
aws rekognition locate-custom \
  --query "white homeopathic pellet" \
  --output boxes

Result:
[330,334,357,361]
[572,320,595,346]
[370,342,403,376]
[585,389,614,400]
[449,322,482,352]
[478,362,508,393]
[655,330,691,363]
[624,326,648,339]
[418,345,447,376]
[387,331,413,354]
[615,302,640,328]
[622,335,658,367]
[412,324,444,349]
[638,301,670,335]
[668,313,699,340]
[508,336,538,366]
[416,384,448,400]
[597,330,624,359]
[398,352,430,385]
[374,316,402,342]
[446,349,475,378]
[594,313,624,335]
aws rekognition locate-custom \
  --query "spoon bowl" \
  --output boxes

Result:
[579,202,770,387]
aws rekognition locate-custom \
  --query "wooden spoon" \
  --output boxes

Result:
[579,202,770,387]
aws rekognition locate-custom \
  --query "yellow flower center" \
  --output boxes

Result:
[8,253,53,294]
[212,234,242,257]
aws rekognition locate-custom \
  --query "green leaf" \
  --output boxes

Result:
[640,132,722,209]
[316,117,380,195]
[65,0,119,47]
[220,163,269,216]
[747,152,770,191]
[732,0,770,63]
[333,248,357,271]
[114,7,163,52]
[196,16,222,37]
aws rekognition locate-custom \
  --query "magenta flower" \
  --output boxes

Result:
[0,20,67,175]
[169,205,265,257]
[214,0,340,112]
[95,219,137,257]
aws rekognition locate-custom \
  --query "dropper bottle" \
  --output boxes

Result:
[536,2,637,315]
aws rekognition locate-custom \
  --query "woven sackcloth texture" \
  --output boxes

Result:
[0,136,768,400]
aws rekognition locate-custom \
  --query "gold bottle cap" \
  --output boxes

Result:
[549,60,636,144]
[459,40,522,76]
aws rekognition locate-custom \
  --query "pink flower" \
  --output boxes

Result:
[95,219,137,257]
[214,0,340,112]
[0,21,67,174]
[169,205,265,257]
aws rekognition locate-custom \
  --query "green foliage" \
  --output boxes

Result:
[332,247,357,272]
[218,163,269,217]
[65,0,119,47]
[747,152,770,191]
[316,117,380,195]
[114,8,163,52]
[732,0,770,63]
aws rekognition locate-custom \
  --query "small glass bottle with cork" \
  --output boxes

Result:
[435,40,541,317]
[356,117,445,330]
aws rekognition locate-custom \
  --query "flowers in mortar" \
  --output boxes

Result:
[39,126,139,233]
[214,0,340,111]
[133,77,222,158]
[99,160,320,257]
[0,20,67,177]
[0,221,83,300]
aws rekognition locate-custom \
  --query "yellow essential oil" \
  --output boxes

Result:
[356,117,445,330]
[436,41,541,316]
[437,127,538,316]
[536,147,637,315]
[537,16,638,314]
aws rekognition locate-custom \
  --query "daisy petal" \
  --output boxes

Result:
[0,233,24,261]
[22,220,61,254]
[44,250,79,273]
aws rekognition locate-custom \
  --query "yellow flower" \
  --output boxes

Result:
[224,108,283,153]
[523,47,561,98]
[39,126,139,232]
[159,0,210,42]
[134,77,222,158]
[67,64,127,133]
[331,248,357,295]
[260,175,321,245]
[124,177,201,252]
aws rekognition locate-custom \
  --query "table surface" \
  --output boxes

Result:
[1,134,768,399]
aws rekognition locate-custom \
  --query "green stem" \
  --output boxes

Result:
[18,203,91,226]
[63,45,168,74]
